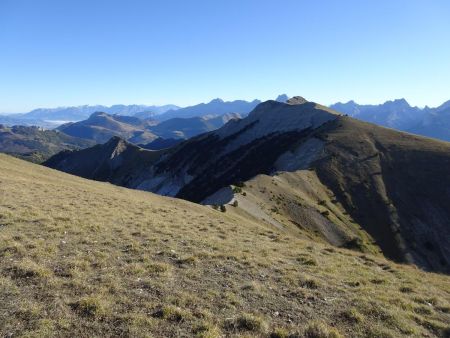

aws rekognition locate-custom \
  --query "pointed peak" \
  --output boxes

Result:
[105,136,127,147]
[387,98,410,107]
[395,98,409,104]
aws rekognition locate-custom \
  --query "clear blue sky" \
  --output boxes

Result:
[1,0,449,113]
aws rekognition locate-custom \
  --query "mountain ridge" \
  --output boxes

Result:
[155,98,261,121]
[45,98,450,273]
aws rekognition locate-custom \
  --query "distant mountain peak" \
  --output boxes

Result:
[386,98,410,107]
[209,98,224,104]
[90,111,108,117]
[287,96,308,105]
[275,94,289,103]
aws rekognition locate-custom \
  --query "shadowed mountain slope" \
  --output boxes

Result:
[45,98,450,273]
[140,137,182,150]
[44,136,161,184]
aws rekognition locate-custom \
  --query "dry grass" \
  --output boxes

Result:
[0,154,449,337]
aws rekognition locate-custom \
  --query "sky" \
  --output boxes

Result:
[1,0,449,113]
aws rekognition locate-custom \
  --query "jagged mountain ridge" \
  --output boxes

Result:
[409,106,450,141]
[330,98,428,130]
[329,98,450,142]
[21,104,177,121]
[155,98,261,121]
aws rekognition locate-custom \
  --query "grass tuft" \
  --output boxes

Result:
[224,313,267,333]
[70,296,108,318]
[304,321,343,338]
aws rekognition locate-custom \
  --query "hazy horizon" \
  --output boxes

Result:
[1,0,449,113]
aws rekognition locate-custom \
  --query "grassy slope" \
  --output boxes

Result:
[227,171,380,255]
[0,154,449,337]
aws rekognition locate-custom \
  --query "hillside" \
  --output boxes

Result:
[45,98,450,274]
[149,113,241,139]
[58,112,158,144]
[2,153,450,337]
[0,124,94,162]
[58,112,241,144]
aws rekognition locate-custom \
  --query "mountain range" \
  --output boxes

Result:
[45,97,450,274]
[0,98,260,128]
[155,98,261,121]
[330,98,450,141]
[0,104,179,128]
[2,96,450,142]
